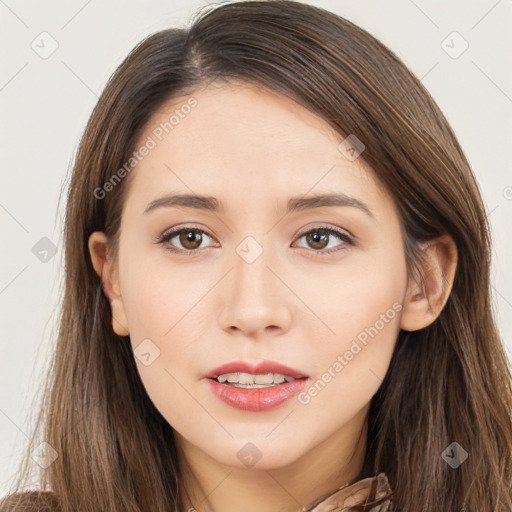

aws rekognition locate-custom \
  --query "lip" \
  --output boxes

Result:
[206,377,309,412]
[204,360,309,380]
[204,360,309,412]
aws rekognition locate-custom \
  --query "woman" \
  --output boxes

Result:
[2,1,511,511]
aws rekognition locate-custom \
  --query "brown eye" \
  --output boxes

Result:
[178,229,204,250]
[305,229,330,250]
[294,226,354,255]
[157,227,215,254]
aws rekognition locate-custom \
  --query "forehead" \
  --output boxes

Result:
[124,81,390,214]
[145,80,342,158]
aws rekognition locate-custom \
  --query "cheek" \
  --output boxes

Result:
[117,231,203,343]
[296,245,406,401]
[121,275,210,388]
[334,266,404,346]
[121,276,174,342]
[118,263,205,428]
[301,244,406,347]
[117,247,212,389]
[293,295,402,448]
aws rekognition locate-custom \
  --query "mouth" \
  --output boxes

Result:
[204,360,309,382]
[204,360,309,411]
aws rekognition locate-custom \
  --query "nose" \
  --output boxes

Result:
[217,238,293,339]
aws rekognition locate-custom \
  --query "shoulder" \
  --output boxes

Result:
[0,491,60,511]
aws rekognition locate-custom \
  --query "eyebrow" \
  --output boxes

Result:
[143,192,374,218]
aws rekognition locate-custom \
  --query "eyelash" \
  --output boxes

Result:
[154,224,355,257]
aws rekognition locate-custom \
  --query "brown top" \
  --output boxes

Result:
[1,473,394,511]
[302,472,394,512]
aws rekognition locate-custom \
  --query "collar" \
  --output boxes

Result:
[301,472,394,511]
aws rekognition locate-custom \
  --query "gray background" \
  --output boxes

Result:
[1,0,511,495]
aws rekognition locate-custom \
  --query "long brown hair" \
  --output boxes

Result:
[2,1,511,511]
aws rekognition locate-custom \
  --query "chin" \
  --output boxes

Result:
[205,435,307,471]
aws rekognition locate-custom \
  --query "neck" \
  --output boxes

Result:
[176,406,369,512]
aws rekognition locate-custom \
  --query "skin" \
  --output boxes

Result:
[88,80,457,512]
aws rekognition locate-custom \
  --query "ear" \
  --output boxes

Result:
[88,231,129,336]
[400,233,458,332]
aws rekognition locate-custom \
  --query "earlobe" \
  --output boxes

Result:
[400,234,458,332]
[88,231,130,337]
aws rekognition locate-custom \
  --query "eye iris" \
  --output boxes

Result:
[306,230,329,250]
[180,230,202,250]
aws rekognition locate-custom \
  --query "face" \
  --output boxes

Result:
[96,81,409,470]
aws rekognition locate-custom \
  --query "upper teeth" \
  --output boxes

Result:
[217,372,295,384]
